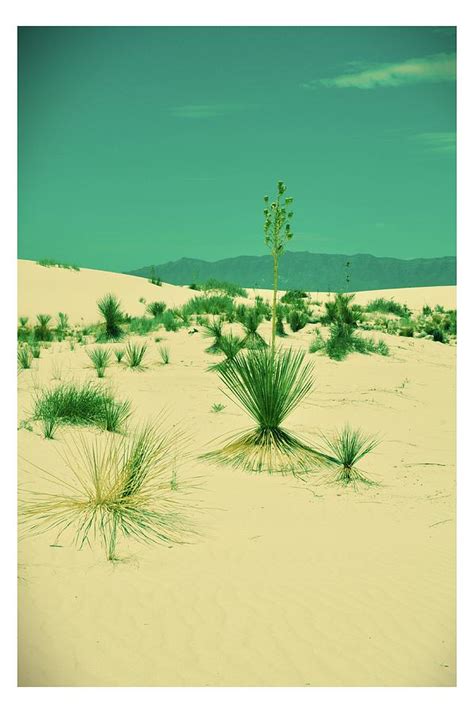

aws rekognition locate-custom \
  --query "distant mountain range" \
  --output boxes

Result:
[127,252,456,292]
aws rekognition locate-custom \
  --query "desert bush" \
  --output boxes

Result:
[88,347,111,377]
[128,316,157,335]
[34,314,53,341]
[199,278,247,298]
[289,310,307,333]
[185,294,235,316]
[147,301,167,317]
[20,423,195,561]
[281,289,309,304]
[239,307,267,349]
[316,425,379,487]
[321,293,362,327]
[18,345,32,370]
[203,348,323,474]
[207,333,244,372]
[32,382,130,433]
[202,318,224,353]
[364,298,411,318]
[115,348,125,363]
[97,293,124,340]
[159,345,170,364]
[161,310,179,332]
[36,258,80,270]
[124,342,147,369]
[30,341,41,358]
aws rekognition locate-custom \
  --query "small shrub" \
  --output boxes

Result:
[115,348,125,363]
[88,347,111,377]
[32,383,130,433]
[365,298,411,318]
[289,310,307,333]
[36,258,80,271]
[211,403,225,412]
[147,301,166,317]
[316,425,379,487]
[18,345,32,370]
[125,342,147,369]
[34,314,53,341]
[202,318,224,353]
[199,278,247,298]
[42,416,58,440]
[281,290,308,304]
[240,307,267,349]
[97,294,124,340]
[159,346,170,364]
[162,310,179,332]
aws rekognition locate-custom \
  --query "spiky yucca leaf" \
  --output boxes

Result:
[207,333,244,372]
[19,424,197,561]
[316,425,379,487]
[88,347,111,377]
[124,342,147,369]
[203,348,323,474]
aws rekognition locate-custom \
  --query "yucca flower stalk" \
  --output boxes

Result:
[20,423,197,561]
[263,181,294,355]
[203,347,324,474]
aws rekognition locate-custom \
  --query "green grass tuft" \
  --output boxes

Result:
[124,342,147,369]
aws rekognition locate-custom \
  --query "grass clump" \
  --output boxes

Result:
[147,301,166,317]
[288,310,307,333]
[184,294,235,316]
[162,310,179,332]
[18,345,33,370]
[199,278,247,298]
[202,318,224,353]
[36,258,80,271]
[97,294,124,341]
[207,333,244,372]
[115,348,125,363]
[20,423,196,561]
[88,347,111,377]
[32,382,131,433]
[203,348,323,474]
[211,403,225,413]
[316,425,379,487]
[159,345,170,364]
[281,289,308,304]
[34,314,53,341]
[124,342,147,369]
[365,298,411,318]
[239,307,267,349]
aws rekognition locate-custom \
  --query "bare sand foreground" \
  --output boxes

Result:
[18,261,456,686]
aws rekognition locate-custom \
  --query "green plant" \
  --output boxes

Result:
[207,333,244,371]
[20,424,195,561]
[202,348,323,474]
[56,312,70,334]
[321,294,361,327]
[51,360,63,381]
[159,345,170,364]
[128,316,157,336]
[289,310,307,333]
[41,416,58,440]
[240,308,267,349]
[124,342,147,369]
[148,266,162,286]
[18,345,32,370]
[101,398,133,433]
[146,301,167,317]
[34,314,53,341]
[36,258,80,270]
[199,278,247,298]
[185,294,235,316]
[32,382,130,433]
[97,294,124,340]
[316,426,379,487]
[211,403,225,412]
[162,310,179,332]
[19,316,29,328]
[281,290,308,304]
[88,347,111,378]
[365,298,411,318]
[263,181,294,354]
[309,334,326,354]
[202,317,224,353]
[115,348,125,363]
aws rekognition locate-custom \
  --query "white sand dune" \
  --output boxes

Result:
[18,260,197,324]
[17,262,456,686]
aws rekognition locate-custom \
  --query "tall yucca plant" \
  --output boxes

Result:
[264,181,294,355]
[97,293,124,340]
[20,424,197,561]
[203,348,324,474]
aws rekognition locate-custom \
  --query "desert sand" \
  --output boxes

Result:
[18,260,456,686]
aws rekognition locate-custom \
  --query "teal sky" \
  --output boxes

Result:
[18,26,456,272]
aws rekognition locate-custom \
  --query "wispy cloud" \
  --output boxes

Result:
[413,132,456,153]
[303,52,455,90]
[170,104,242,119]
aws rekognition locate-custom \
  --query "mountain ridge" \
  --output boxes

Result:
[127,251,456,292]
